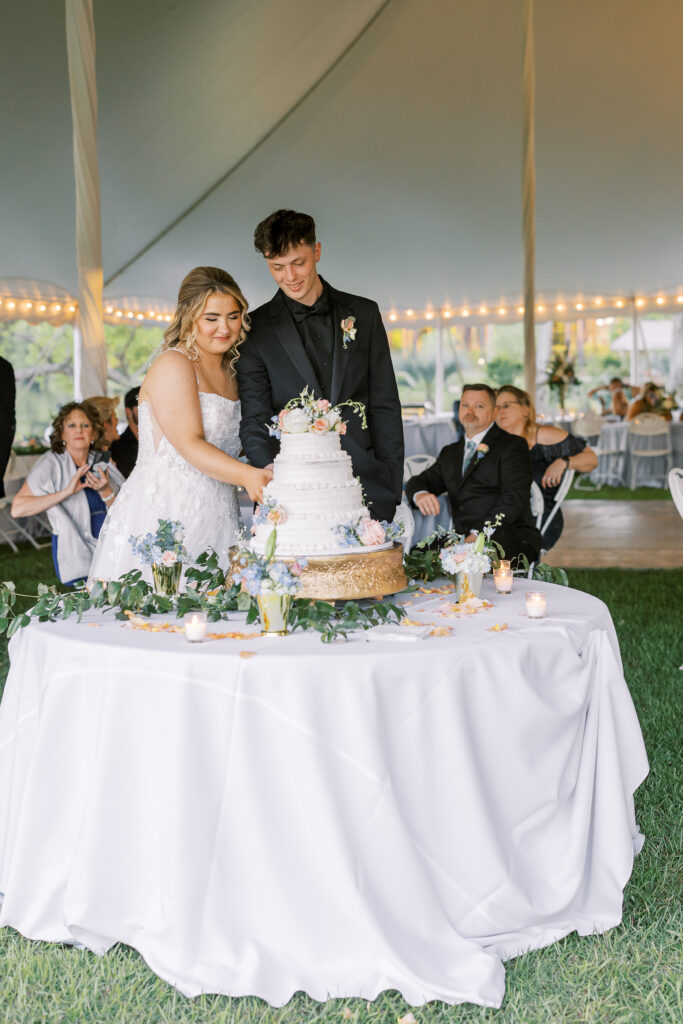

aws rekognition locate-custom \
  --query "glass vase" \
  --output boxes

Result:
[256,591,292,636]
[151,561,183,596]
[454,571,483,602]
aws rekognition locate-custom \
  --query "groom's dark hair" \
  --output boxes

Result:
[254,209,316,258]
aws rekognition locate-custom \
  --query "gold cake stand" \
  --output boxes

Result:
[231,543,407,601]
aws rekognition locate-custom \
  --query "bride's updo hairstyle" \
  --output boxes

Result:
[162,266,250,367]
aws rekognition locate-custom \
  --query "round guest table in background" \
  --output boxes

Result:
[0,581,648,1009]
[403,414,456,458]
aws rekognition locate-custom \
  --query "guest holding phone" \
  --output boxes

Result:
[11,402,124,584]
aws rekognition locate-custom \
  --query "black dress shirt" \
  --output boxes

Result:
[282,280,334,396]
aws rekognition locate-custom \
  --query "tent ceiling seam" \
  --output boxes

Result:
[104,0,393,287]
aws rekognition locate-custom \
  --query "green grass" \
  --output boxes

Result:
[0,549,681,1023]
[566,483,672,501]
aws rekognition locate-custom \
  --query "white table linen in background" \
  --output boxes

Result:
[403,415,457,458]
[0,581,648,1008]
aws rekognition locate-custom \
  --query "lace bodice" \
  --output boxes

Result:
[89,392,244,582]
[137,393,242,466]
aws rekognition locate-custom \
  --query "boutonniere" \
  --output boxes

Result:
[340,316,357,350]
[476,443,489,461]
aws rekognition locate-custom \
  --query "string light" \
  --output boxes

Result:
[635,298,645,308]
[517,305,525,314]
[7,301,15,310]
[388,312,397,321]
[616,299,624,308]
[498,307,506,315]
[479,304,488,315]
[116,310,123,317]
[442,309,452,318]
[405,309,414,318]
[556,303,565,312]
[126,311,134,318]
[656,296,664,305]
[24,301,32,310]
[136,313,144,320]
[677,296,683,304]
[461,308,470,317]
[575,302,583,311]
[54,304,62,312]
[425,311,434,320]
[68,305,76,312]
[595,297,603,306]
[536,304,545,313]
[38,304,46,311]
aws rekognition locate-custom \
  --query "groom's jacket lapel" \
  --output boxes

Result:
[329,286,353,406]
[268,291,323,395]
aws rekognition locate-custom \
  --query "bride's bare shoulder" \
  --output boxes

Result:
[141,349,197,401]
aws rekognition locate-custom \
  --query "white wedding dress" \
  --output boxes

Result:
[89,393,243,583]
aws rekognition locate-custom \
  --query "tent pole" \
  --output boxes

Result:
[66,0,107,397]
[434,317,444,414]
[630,297,639,385]
[522,0,536,399]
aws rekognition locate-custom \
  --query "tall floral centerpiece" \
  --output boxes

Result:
[232,529,305,635]
[129,519,191,595]
[438,514,504,601]
[546,350,580,414]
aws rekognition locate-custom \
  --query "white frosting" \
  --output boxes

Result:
[251,429,389,556]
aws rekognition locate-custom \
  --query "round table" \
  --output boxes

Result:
[0,580,648,1009]
[403,415,457,458]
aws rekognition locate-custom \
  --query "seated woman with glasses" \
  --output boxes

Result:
[494,386,597,550]
[11,402,125,584]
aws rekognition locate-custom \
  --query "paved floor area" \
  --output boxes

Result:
[544,500,683,568]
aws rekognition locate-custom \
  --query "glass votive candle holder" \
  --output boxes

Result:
[492,567,513,594]
[525,591,546,619]
[498,560,511,570]
[184,611,208,642]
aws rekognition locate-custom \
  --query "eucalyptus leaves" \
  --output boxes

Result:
[0,549,406,644]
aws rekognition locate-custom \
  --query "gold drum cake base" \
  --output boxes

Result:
[285,543,407,600]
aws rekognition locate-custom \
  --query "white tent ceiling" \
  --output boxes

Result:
[2,0,683,313]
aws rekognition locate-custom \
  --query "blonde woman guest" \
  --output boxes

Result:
[89,267,272,583]
[11,402,124,584]
[83,395,121,450]
[627,382,671,421]
[494,386,598,550]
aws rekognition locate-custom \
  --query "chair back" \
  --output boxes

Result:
[628,415,671,436]
[668,468,683,520]
[530,482,544,528]
[574,412,603,439]
[392,499,415,551]
[403,453,436,484]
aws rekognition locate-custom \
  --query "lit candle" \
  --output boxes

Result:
[525,591,546,619]
[493,567,513,594]
[184,611,208,642]
[499,560,511,570]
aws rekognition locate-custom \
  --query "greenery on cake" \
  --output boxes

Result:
[267,386,367,438]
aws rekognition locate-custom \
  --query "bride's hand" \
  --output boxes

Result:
[243,465,273,504]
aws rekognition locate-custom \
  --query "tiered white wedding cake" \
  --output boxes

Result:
[250,390,399,558]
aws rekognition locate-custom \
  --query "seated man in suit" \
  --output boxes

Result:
[406,383,542,563]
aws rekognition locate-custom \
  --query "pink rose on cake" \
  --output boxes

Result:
[315,399,331,412]
[266,505,287,526]
[337,422,347,435]
[312,417,329,432]
[357,519,386,546]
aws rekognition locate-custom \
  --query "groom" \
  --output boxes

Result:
[238,209,404,522]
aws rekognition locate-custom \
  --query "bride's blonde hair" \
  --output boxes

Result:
[162,266,250,370]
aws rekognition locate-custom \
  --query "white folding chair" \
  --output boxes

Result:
[0,496,47,553]
[627,418,673,489]
[528,469,575,575]
[392,499,415,551]
[668,467,683,520]
[403,453,436,484]
[573,412,607,490]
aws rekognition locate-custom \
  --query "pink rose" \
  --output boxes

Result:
[161,550,177,566]
[338,422,347,435]
[316,399,331,412]
[312,417,329,432]
[358,519,386,546]
[290,561,302,576]
[278,410,287,428]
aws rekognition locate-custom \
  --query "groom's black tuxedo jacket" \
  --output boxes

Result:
[405,423,542,561]
[238,283,404,522]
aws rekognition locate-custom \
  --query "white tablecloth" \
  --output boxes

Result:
[586,421,683,488]
[0,581,648,1008]
[403,416,457,458]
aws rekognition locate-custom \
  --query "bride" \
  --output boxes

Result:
[90,266,271,582]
